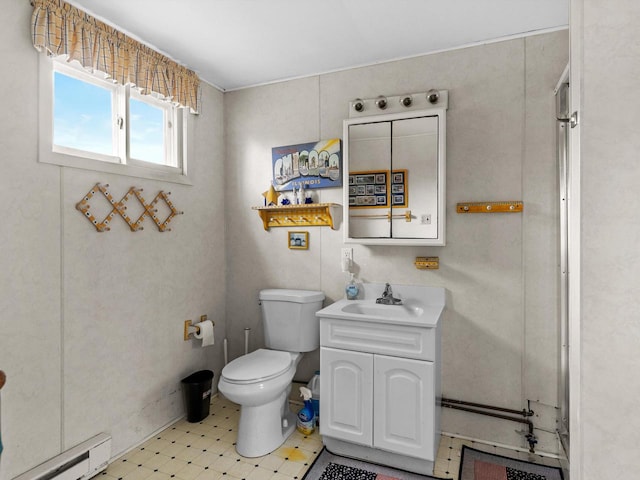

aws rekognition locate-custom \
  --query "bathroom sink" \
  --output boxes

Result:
[316,283,445,327]
[340,301,424,318]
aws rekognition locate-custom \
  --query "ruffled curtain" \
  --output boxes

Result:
[31,0,200,112]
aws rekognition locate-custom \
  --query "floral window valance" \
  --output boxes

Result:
[31,0,200,112]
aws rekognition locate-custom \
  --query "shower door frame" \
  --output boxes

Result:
[554,66,570,454]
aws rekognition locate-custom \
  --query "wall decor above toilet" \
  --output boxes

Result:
[272,138,342,191]
[76,183,183,232]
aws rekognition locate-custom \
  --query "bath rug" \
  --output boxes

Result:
[458,446,564,480]
[302,447,450,480]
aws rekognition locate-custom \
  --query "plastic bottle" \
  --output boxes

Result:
[296,387,315,434]
[307,371,320,426]
[345,273,359,300]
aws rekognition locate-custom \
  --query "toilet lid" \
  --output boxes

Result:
[222,349,293,384]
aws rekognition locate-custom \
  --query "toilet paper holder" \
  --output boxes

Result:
[184,316,214,341]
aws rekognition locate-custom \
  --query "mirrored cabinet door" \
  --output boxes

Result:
[348,121,391,238]
[391,116,439,239]
[344,108,446,246]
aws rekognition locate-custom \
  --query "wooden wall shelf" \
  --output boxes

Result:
[253,203,340,230]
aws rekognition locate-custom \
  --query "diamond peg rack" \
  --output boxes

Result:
[76,183,183,232]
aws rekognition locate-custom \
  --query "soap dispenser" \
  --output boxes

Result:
[345,273,359,300]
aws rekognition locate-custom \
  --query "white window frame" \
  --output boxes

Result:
[39,55,192,185]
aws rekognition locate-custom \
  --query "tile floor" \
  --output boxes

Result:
[101,394,562,480]
[433,435,563,479]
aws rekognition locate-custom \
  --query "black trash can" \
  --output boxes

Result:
[181,370,214,422]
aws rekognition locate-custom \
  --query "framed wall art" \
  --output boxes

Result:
[288,231,309,250]
[272,139,342,191]
[348,169,408,208]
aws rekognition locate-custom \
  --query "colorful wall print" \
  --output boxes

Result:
[272,138,342,191]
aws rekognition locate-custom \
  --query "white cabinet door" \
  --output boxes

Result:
[373,355,435,459]
[320,347,373,446]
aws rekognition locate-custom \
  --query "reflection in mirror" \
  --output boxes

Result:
[349,121,391,238]
[392,116,438,239]
[343,105,446,246]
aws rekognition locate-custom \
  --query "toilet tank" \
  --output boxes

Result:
[259,289,325,352]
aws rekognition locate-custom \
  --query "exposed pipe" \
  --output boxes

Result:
[223,338,228,366]
[244,327,250,355]
[440,396,533,418]
[440,397,537,452]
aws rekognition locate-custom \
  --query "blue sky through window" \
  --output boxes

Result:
[54,71,113,155]
[54,71,165,165]
[129,98,164,165]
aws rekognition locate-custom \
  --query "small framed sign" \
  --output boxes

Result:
[288,231,309,250]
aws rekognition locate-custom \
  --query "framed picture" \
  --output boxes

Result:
[272,139,342,191]
[392,172,404,184]
[390,169,408,207]
[288,231,309,250]
[349,170,389,209]
[392,194,405,205]
[356,174,375,184]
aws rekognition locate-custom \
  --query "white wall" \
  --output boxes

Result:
[0,3,571,475]
[0,2,226,478]
[575,0,640,478]
[225,31,568,453]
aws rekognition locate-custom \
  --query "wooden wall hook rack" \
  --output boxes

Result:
[456,201,523,213]
[415,256,439,270]
[253,203,340,230]
[76,183,184,232]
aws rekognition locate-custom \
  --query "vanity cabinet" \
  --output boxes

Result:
[319,314,441,475]
[321,347,435,459]
[321,348,373,445]
[374,354,435,458]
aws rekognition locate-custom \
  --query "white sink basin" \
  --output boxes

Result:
[340,301,424,318]
[316,283,445,327]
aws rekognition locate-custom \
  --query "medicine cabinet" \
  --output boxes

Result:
[343,92,447,245]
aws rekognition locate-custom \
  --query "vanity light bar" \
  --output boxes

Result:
[349,90,449,118]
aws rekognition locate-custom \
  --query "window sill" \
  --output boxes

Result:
[39,150,193,185]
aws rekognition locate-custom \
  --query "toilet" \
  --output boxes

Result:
[218,288,325,457]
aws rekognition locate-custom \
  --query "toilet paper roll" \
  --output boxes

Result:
[194,320,215,347]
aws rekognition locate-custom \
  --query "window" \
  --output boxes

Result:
[40,57,191,184]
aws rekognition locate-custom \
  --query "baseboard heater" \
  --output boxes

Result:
[13,433,111,480]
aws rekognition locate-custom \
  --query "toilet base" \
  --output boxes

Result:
[236,390,297,457]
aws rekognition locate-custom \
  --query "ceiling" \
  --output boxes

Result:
[68,0,568,91]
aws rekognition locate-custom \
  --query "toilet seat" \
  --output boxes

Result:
[222,349,293,384]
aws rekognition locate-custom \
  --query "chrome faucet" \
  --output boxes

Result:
[376,283,403,305]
